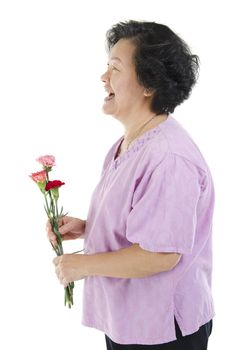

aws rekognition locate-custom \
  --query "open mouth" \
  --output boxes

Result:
[104,92,115,101]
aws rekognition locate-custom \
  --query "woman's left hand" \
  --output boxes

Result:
[53,254,87,287]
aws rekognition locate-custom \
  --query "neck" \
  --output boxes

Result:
[123,113,168,144]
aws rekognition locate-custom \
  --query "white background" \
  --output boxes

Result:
[0,0,231,349]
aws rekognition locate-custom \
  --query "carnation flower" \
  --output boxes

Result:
[30,170,47,183]
[45,180,65,191]
[36,155,56,168]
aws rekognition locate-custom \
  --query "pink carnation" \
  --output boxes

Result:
[30,170,47,183]
[36,155,56,167]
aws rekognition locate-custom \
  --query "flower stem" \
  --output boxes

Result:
[44,167,74,307]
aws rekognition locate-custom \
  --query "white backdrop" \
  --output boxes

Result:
[0,0,231,349]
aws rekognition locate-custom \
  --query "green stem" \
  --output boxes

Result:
[45,169,64,255]
[45,169,55,216]
[64,284,74,308]
[44,193,50,217]
[45,168,74,308]
[55,199,59,218]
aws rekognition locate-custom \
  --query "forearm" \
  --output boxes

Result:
[84,244,180,279]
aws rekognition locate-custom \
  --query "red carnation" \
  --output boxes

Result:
[45,180,65,191]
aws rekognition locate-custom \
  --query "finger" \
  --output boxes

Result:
[47,235,57,248]
[46,221,52,232]
[61,277,68,287]
[55,265,60,276]
[47,231,57,242]
[46,222,57,242]
[53,256,60,265]
[55,267,68,287]
[58,217,65,228]
[58,220,76,235]
[50,239,58,249]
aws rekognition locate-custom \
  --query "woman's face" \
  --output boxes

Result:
[101,39,151,119]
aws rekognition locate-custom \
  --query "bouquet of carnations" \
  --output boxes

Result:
[30,155,74,308]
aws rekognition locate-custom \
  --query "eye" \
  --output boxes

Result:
[107,63,119,72]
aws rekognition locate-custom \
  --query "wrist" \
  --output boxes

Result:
[82,253,92,277]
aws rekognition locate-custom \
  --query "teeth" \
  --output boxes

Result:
[104,92,115,102]
[106,92,114,97]
[104,87,114,96]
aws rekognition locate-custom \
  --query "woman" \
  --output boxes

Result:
[48,20,214,349]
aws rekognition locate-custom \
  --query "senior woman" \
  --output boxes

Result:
[48,21,214,349]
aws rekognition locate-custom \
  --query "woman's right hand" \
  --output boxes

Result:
[46,216,86,246]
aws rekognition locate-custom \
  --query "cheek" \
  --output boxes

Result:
[111,75,144,101]
[122,85,144,101]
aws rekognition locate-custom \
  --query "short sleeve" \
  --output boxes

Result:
[125,152,202,254]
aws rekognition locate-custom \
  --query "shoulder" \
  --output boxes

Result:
[148,117,210,174]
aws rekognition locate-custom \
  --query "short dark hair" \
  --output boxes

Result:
[106,20,200,115]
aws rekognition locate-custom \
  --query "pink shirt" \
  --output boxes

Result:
[82,115,215,345]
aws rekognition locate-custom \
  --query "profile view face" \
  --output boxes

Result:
[101,39,153,119]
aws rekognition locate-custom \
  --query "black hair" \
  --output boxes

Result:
[106,20,200,115]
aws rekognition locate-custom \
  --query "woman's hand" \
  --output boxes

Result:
[46,216,86,247]
[53,254,87,286]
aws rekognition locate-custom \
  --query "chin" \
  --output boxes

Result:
[102,105,115,115]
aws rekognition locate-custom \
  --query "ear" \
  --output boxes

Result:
[144,88,154,97]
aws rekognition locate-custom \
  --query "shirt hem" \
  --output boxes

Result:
[135,242,193,255]
[174,312,215,337]
[82,311,215,345]
[82,319,176,345]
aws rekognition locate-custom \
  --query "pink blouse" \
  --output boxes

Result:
[81,115,215,345]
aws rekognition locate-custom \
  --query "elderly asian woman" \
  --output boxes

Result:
[48,20,214,350]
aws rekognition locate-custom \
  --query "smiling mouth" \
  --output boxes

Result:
[104,92,115,101]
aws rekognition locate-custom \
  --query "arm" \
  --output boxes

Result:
[85,243,181,279]
[53,243,181,285]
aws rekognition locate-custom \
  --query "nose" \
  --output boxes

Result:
[101,70,109,83]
